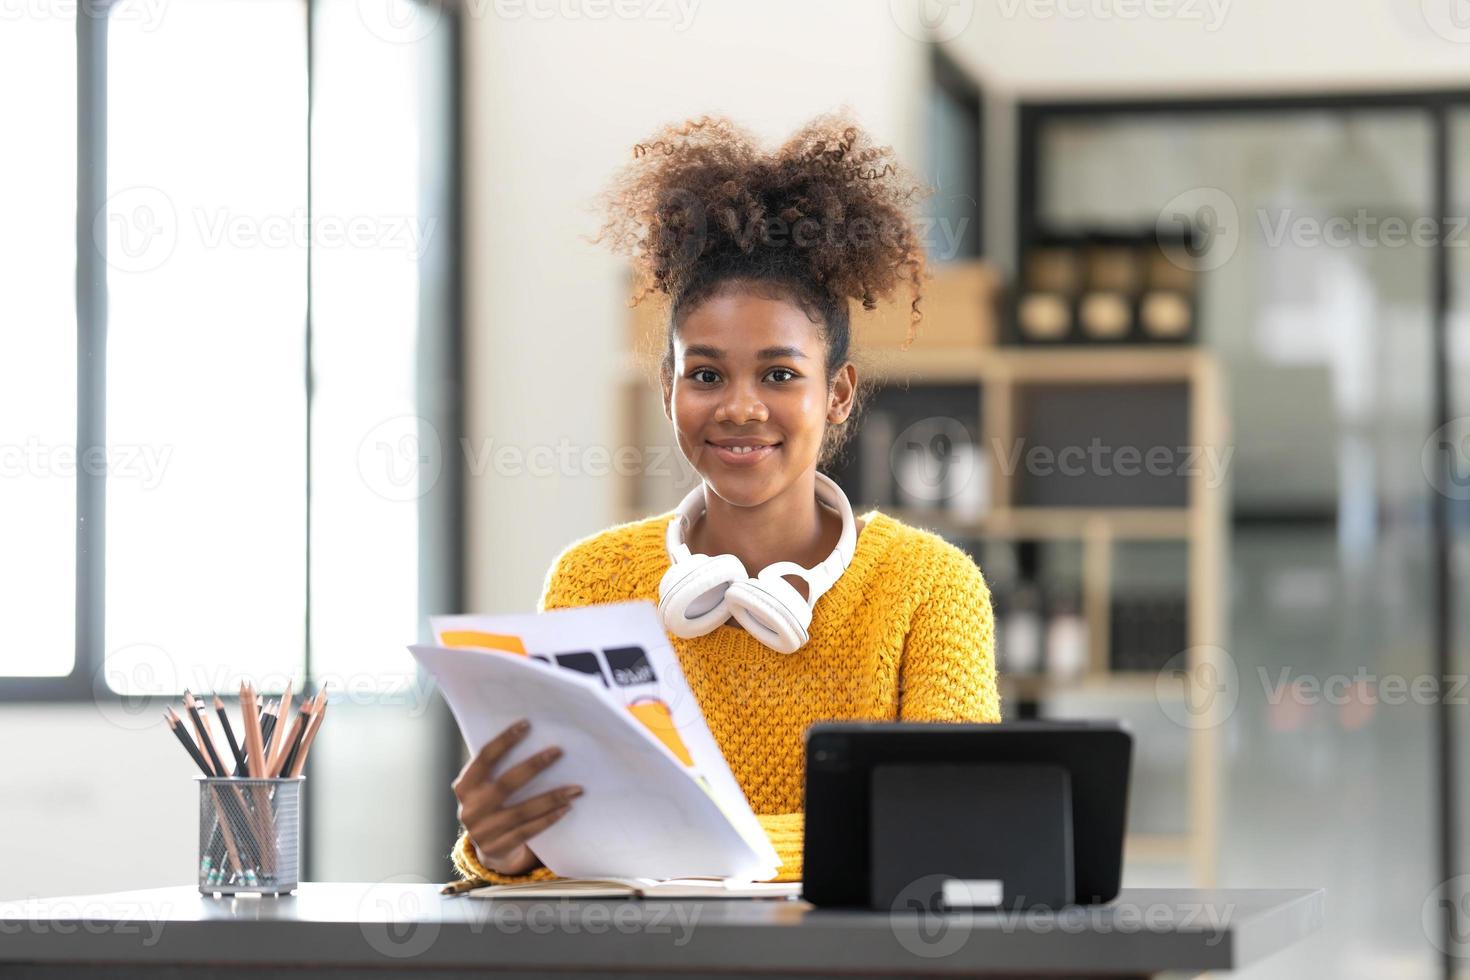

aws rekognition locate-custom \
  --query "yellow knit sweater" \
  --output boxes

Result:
[451,507,1001,885]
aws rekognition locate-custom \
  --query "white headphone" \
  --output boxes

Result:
[658,472,857,654]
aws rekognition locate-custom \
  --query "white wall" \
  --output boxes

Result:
[943,0,1470,95]
[461,0,932,614]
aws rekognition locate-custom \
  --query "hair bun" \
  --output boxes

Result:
[598,111,929,341]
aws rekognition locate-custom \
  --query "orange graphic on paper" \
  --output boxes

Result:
[627,698,693,767]
[440,631,527,656]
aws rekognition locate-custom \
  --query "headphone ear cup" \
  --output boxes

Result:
[726,575,810,654]
[659,553,746,638]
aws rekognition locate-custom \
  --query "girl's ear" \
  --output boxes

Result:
[661,367,674,422]
[826,362,857,424]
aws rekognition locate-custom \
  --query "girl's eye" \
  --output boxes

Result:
[767,368,797,384]
[690,368,720,384]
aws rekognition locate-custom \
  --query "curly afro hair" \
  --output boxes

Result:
[596,112,931,469]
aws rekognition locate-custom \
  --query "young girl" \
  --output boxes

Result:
[451,114,1000,885]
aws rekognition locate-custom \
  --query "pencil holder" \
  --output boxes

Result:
[197,777,303,896]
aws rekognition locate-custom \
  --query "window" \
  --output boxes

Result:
[1,0,460,701]
[0,7,77,680]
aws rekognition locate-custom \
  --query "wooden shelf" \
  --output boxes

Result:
[1001,671,1166,702]
[1125,833,1193,864]
[882,506,1192,540]
[620,284,1227,888]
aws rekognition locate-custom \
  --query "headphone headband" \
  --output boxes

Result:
[664,472,856,601]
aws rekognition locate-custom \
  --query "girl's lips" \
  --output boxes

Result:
[707,442,780,467]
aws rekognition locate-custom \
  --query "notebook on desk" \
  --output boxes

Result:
[462,877,801,900]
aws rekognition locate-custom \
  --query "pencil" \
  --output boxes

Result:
[214,695,247,774]
[270,700,311,778]
[261,699,279,757]
[185,691,228,779]
[165,709,213,776]
[287,691,328,777]
[268,681,294,776]
[241,682,266,778]
[182,692,223,776]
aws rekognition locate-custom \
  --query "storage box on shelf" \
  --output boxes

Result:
[618,259,1227,886]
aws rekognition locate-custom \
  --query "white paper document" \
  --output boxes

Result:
[411,601,780,881]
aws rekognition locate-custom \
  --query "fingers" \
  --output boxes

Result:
[485,744,564,805]
[476,802,574,862]
[462,784,582,863]
[454,718,530,792]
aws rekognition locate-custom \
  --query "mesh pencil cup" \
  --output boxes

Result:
[197,777,303,895]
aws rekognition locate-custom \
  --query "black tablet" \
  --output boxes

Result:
[801,720,1132,908]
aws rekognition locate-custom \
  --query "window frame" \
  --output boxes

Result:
[0,0,464,706]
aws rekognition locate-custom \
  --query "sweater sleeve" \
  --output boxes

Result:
[757,812,804,883]
[897,545,1003,723]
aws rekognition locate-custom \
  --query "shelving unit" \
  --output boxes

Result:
[618,260,1228,886]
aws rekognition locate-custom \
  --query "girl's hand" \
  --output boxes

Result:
[452,719,582,876]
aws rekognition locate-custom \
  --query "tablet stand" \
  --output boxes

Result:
[868,762,1076,911]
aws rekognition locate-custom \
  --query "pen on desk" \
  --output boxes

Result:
[214,694,248,774]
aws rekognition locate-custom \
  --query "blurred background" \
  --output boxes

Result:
[2,0,1469,976]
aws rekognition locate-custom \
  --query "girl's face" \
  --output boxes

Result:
[662,288,856,507]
